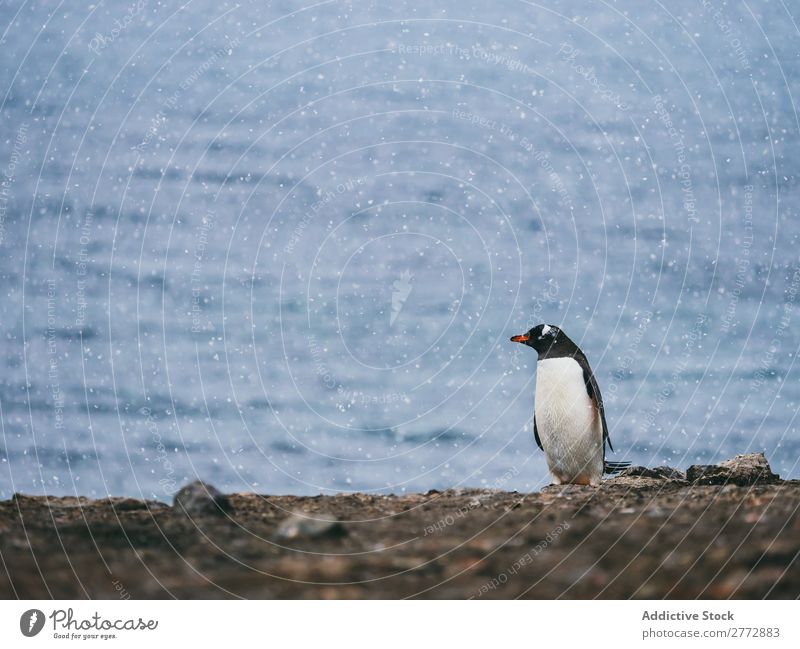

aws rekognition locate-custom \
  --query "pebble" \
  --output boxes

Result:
[274,513,348,541]
[173,481,232,517]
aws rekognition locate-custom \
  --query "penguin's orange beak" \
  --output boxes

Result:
[510,334,529,343]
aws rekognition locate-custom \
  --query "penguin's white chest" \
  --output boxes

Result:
[535,357,603,484]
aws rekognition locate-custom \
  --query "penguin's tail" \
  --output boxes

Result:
[604,461,631,474]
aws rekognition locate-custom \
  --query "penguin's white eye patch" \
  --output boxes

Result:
[541,325,551,335]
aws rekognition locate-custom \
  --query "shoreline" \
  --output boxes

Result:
[1,454,798,599]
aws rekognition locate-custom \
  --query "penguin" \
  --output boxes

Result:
[510,323,629,485]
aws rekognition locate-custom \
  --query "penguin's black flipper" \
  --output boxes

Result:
[579,355,628,472]
[580,361,612,451]
[533,416,543,451]
[604,461,631,474]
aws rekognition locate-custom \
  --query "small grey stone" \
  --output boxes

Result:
[719,453,780,484]
[688,453,779,486]
[173,481,232,516]
[686,465,727,485]
[274,512,347,541]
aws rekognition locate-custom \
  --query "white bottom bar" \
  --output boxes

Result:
[1,600,798,647]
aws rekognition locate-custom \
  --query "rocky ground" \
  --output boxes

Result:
[0,454,797,599]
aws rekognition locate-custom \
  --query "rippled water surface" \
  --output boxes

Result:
[1,1,799,498]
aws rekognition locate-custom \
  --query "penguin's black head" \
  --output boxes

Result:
[510,323,574,356]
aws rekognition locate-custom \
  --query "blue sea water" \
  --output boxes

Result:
[1,1,799,499]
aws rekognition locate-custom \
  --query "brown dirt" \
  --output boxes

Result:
[1,470,798,599]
